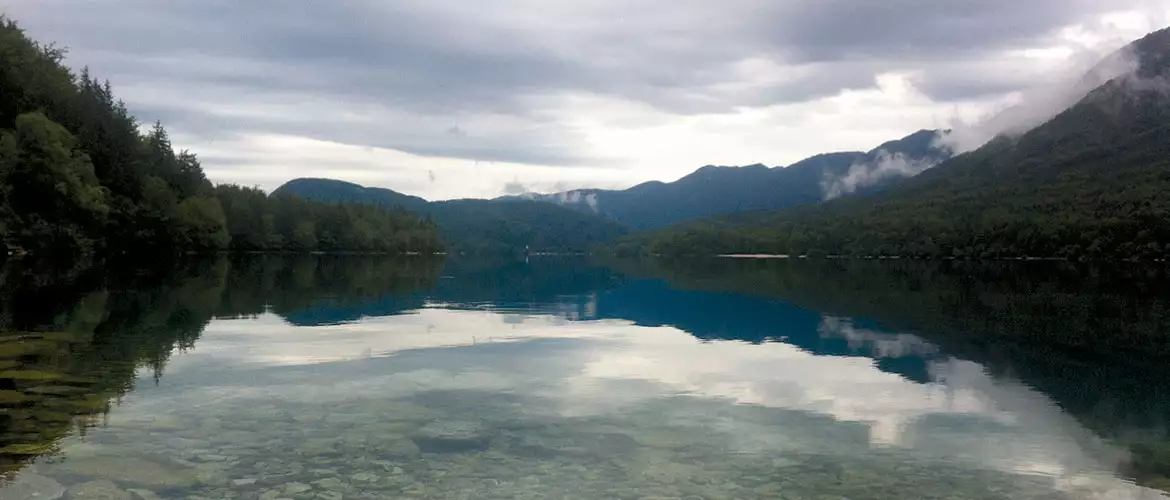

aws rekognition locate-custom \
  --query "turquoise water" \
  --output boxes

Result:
[1,257,1168,499]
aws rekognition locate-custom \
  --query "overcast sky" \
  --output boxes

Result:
[3,1,1168,199]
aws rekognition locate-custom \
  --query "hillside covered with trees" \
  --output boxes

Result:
[613,27,1170,261]
[0,17,441,257]
[515,129,950,230]
[274,178,630,254]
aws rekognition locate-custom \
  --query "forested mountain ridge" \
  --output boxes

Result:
[612,26,1170,260]
[273,178,629,253]
[0,17,440,256]
[512,129,951,230]
[271,129,951,252]
[273,178,429,213]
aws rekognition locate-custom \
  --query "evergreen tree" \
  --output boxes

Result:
[0,16,441,257]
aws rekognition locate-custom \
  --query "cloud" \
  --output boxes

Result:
[2,0,1167,197]
[502,181,529,196]
[551,191,599,212]
[821,150,944,201]
[164,307,1147,496]
[936,42,1145,153]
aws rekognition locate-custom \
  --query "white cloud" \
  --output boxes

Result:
[937,32,1145,153]
[821,149,943,200]
[193,133,627,200]
[2,1,1168,198]
[151,307,1153,497]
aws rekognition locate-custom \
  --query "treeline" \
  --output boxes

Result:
[612,143,1170,261]
[272,178,632,255]
[214,185,442,253]
[610,208,1170,261]
[610,133,1170,261]
[427,199,629,255]
[0,17,440,256]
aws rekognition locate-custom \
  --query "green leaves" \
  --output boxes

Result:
[173,196,230,250]
[0,18,234,256]
[0,112,110,253]
[212,184,443,253]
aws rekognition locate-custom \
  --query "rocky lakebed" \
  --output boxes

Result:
[1,392,1132,500]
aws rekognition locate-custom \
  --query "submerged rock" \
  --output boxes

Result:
[380,402,442,422]
[0,339,61,358]
[409,420,493,453]
[65,480,132,500]
[377,438,421,459]
[349,472,378,483]
[192,467,229,487]
[281,482,311,495]
[49,456,198,488]
[0,442,57,455]
[125,490,160,500]
[310,477,343,490]
[23,386,89,396]
[0,370,64,381]
[2,472,66,500]
[504,430,640,459]
[0,389,42,404]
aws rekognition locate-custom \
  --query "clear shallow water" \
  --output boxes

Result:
[2,257,1169,499]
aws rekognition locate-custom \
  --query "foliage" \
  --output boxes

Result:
[0,17,440,256]
[0,112,109,254]
[0,16,222,254]
[273,178,630,254]
[525,130,948,230]
[214,184,443,253]
[428,199,629,254]
[272,178,429,213]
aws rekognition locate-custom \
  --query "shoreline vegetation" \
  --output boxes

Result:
[714,253,1167,263]
[5,13,1170,267]
[0,17,443,260]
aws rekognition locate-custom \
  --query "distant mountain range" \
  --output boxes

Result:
[614,26,1170,260]
[274,26,1170,258]
[509,129,951,230]
[273,129,951,250]
[273,180,628,253]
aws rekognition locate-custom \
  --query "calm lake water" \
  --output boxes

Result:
[2,256,1170,500]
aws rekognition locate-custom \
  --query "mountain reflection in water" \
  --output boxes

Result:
[0,256,1167,499]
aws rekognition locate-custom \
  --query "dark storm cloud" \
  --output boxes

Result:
[764,0,1110,61]
[0,0,1154,166]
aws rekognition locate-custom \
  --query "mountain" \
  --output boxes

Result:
[273,179,629,253]
[514,129,950,230]
[613,27,1170,260]
[274,178,429,213]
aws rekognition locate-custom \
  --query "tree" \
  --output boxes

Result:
[173,197,230,250]
[0,112,109,253]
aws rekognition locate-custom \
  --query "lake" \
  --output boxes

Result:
[1,256,1169,499]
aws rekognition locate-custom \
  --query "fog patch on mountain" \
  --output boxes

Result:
[821,151,942,201]
[936,45,1142,154]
